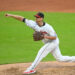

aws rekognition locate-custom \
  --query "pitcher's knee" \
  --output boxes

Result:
[55,57,66,62]
[57,58,64,62]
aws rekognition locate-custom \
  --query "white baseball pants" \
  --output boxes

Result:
[26,42,75,71]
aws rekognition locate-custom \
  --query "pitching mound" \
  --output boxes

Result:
[0,61,75,75]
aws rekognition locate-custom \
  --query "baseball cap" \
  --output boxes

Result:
[34,12,44,18]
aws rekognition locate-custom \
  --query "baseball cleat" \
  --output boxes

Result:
[23,69,36,74]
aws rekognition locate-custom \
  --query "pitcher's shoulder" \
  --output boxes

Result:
[26,19,36,24]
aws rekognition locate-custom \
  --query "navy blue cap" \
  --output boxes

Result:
[34,12,44,18]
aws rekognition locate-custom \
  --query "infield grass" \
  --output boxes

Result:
[0,11,75,64]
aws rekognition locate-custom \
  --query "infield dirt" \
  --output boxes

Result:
[0,0,75,12]
[0,61,75,75]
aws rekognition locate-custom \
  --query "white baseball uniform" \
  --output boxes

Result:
[23,19,75,71]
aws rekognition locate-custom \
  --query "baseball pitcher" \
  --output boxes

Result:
[5,12,75,74]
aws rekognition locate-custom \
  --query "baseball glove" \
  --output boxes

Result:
[33,31,44,41]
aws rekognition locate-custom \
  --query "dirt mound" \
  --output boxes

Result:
[0,61,75,75]
[0,0,75,12]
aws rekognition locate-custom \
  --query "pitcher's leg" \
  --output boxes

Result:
[51,46,75,62]
[25,42,57,72]
[26,43,50,71]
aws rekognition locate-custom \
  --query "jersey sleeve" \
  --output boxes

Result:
[48,25,57,37]
[23,18,41,31]
[23,19,36,29]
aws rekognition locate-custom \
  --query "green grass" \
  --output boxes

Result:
[0,11,75,64]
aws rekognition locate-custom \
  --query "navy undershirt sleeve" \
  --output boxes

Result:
[22,18,26,23]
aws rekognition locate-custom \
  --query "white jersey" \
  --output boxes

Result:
[24,19,59,44]
[24,18,75,73]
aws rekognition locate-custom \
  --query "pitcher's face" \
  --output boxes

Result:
[35,17,43,22]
